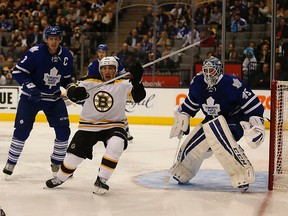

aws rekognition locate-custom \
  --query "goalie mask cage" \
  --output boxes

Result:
[268,80,288,190]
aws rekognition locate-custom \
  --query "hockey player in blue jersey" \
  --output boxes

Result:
[169,56,265,192]
[81,44,134,141]
[2,26,86,177]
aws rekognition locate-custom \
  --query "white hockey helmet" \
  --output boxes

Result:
[99,56,118,72]
[202,56,223,88]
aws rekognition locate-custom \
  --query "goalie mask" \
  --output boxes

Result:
[99,56,118,80]
[202,56,223,88]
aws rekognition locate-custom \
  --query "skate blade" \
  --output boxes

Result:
[93,188,108,195]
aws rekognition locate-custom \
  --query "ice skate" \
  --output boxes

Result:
[127,131,133,141]
[3,162,15,176]
[93,176,109,195]
[46,177,63,188]
[238,184,249,193]
[51,162,60,177]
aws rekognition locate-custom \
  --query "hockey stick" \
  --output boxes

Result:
[163,137,182,183]
[86,30,212,92]
[42,30,212,100]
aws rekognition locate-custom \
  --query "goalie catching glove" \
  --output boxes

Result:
[240,116,265,149]
[66,84,89,103]
[169,105,190,139]
[129,62,143,86]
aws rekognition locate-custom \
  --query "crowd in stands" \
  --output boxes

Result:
[0,0,288,89]
[0,0,118,85]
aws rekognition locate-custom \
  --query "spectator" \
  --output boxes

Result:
[157,7,169,27]
[257,43,270,64]
[258,1,271,24]
[132,43,147,65]
[228,51,241,63]
[276,18,288,38]
[170,3,183,19]
[135,21,148,38]
[143,6,154,29]
[0,14,12,32]
[104,0,117,13]
[70,26,82,56]
[195,7,210,25]
[157,57,176,75]
[182,28,200,48]
[117,43,133,70]
[175,20,189,40]
[275,62,288,81]
[91,0,105,12]
[231,12,248,32]
[125,28,142,51]
[255,63,270,89]
[0,57,16,85]
[209,5,222,28]
[162,43,180,68]
[242,47,257,85]
[14,44,28,62]
[157,30,172,48]
[200,30,215,47]
[214,44,222,59]
[141,34,152,53]
[8,29,22,48]
[226,43,235,60]
[26,24,43,48]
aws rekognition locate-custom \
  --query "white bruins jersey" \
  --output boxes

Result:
[78,78,132,131]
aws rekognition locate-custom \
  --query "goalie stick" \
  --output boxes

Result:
[163,137,182,183]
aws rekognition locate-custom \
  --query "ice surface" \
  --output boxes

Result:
[0,122,287,216]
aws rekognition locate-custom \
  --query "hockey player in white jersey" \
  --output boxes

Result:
[81,44,134,141]
[169,56,265,192]
[45,56,146,195]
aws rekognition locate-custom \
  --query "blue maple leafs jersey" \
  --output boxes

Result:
[12,44,74,100]
[181,73,264,124]
[87,56,125,77]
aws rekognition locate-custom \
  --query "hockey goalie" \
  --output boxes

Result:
[169,56,265,192]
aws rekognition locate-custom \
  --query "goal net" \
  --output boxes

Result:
[269,80,288,190]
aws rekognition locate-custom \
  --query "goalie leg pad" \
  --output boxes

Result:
[203,115,255,188]
[170,124,212,183]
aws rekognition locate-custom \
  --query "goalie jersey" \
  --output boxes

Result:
[181,73,264,125]
[77,78,133,131]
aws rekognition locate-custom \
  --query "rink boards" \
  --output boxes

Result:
[0,86,271,127]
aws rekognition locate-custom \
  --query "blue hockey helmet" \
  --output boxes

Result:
[97,44,108,52]
[43,26,63,42]
[202,56,223,88]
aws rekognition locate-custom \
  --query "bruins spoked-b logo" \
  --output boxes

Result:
[94,91,113,112]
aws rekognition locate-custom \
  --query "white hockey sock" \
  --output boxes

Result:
[57,153,84,182]
[98,136,124,180]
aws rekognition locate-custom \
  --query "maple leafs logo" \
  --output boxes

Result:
[202,97,220,116]
[43,67,61,89]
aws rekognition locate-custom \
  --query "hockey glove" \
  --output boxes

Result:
[66,84,88,103]
[240,116,265,149]
[23,79,41,103]
[129,62,144,86]
[169,105,190,139]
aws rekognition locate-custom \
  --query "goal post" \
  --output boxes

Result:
[268,80,288,190]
